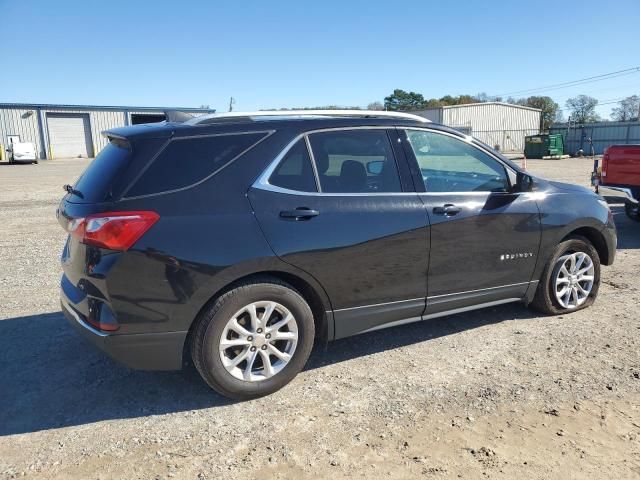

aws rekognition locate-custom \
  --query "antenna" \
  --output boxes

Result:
[229,97,235,112]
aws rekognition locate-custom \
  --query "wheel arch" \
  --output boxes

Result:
[561,225,612,265]
[182,268,333,364]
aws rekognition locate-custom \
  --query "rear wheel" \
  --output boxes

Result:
[530,236,601,315]
[625,202,640,222]
[191,278,315,400]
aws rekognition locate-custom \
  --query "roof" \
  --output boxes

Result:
[103,113,438,142]
[0,102,216,113]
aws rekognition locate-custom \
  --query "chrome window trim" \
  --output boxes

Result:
[304,134,322,192]
[253,126,416,197]
[253,125,521,197]
[402,127,517,195]
[122,130,275,201]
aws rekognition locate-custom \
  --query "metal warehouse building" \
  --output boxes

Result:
[413,102,542,153]
[0,103,216,160]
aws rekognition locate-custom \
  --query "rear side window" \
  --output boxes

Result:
[73,141,131,203]
[269,140,318,192]
[308,130,402,193]
[126,132,268,197]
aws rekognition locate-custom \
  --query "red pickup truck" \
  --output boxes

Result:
[593,144,640,221]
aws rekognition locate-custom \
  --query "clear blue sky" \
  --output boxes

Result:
[1,0,638,118]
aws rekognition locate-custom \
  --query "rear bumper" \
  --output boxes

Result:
[598,185,639,204]
[61,289,187,371]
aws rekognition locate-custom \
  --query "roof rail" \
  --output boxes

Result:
[164,110,198,123]
[186,109,430,125]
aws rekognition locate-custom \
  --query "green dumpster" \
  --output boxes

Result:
[524,134,564,158]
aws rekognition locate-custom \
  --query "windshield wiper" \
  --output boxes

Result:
[63,184,84,198]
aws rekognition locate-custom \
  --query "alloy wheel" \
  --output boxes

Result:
[218,301,299,382]
[553,252,595,309]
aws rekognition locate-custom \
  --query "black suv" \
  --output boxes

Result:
[58,111,617,399]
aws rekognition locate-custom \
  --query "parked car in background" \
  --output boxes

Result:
[6,142,38,164]
[592,144,640,221]
[57,110,617,400]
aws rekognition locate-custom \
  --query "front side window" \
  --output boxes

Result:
[405,130,510,193]
[269,139,318,192]
[127,132,268,197]
[308,130,402,193]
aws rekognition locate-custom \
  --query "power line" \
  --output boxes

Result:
[494,66,640,97]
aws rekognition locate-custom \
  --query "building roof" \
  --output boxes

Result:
[0,102,216,113]
[417,102,541,112]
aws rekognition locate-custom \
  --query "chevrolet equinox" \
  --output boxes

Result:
[58,110,617,399]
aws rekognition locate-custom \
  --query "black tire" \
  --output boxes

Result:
[191,277,315,400]
[625,202,640,222]
[530,236,601,315]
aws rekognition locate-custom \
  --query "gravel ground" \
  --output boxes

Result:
[0,157,639,479]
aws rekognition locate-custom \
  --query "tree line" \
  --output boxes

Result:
[266,90,640,130]
[374,89,640,129]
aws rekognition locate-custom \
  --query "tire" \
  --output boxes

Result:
[191,277,315,400]
[625,202,640,222]
[530,236,601,315]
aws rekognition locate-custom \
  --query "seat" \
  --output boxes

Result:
[339,160,367,192]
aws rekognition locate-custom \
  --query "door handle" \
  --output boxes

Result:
[433,204,461,216]
[279,208,320,220]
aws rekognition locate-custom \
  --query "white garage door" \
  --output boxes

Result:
[47,114,93,158]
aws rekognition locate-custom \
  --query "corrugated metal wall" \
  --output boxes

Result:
[412,108,442,123]
[550,121,640,156]
[0,107,42,159]
[43,108,125,157]
[443,103,540,153]
[412,103,541,153]
[0,104,214,160]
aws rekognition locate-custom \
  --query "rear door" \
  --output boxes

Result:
[400,128,541,315]
[249,127,430,339]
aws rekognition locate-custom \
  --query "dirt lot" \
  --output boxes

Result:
[1,157,639,480]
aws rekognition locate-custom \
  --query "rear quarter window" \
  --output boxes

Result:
[73,141,131,203]
[125,132,269,197]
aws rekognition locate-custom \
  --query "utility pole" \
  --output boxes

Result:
[228,97,235,112]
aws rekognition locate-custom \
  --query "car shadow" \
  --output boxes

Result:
[0,303,535,436]
[1,212,636,437]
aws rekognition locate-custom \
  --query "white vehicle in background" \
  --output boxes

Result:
[6,142,38,164]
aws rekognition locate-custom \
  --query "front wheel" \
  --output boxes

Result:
[625,202,640,222]
[530,236,601,315]
[191,277,315,400]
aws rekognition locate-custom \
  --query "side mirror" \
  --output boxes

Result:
[366,160,384,175]
[515,172,534,192]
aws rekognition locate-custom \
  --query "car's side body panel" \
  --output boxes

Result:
[57,116,618,372]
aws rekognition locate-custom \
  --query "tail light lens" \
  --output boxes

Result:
[68,211,159,251]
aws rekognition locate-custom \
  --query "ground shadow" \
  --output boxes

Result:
[0,303,535,437]
[609,204,640,249]
[1,211,636,436]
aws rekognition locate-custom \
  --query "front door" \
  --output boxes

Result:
[249,128,430,338]
[400,128,541,314]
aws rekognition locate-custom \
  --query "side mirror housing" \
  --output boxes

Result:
[515,172,534,192]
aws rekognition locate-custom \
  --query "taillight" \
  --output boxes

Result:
[68,211,159,251]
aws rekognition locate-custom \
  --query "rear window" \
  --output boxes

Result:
[125,132,268,197]
[73,141,131,203]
